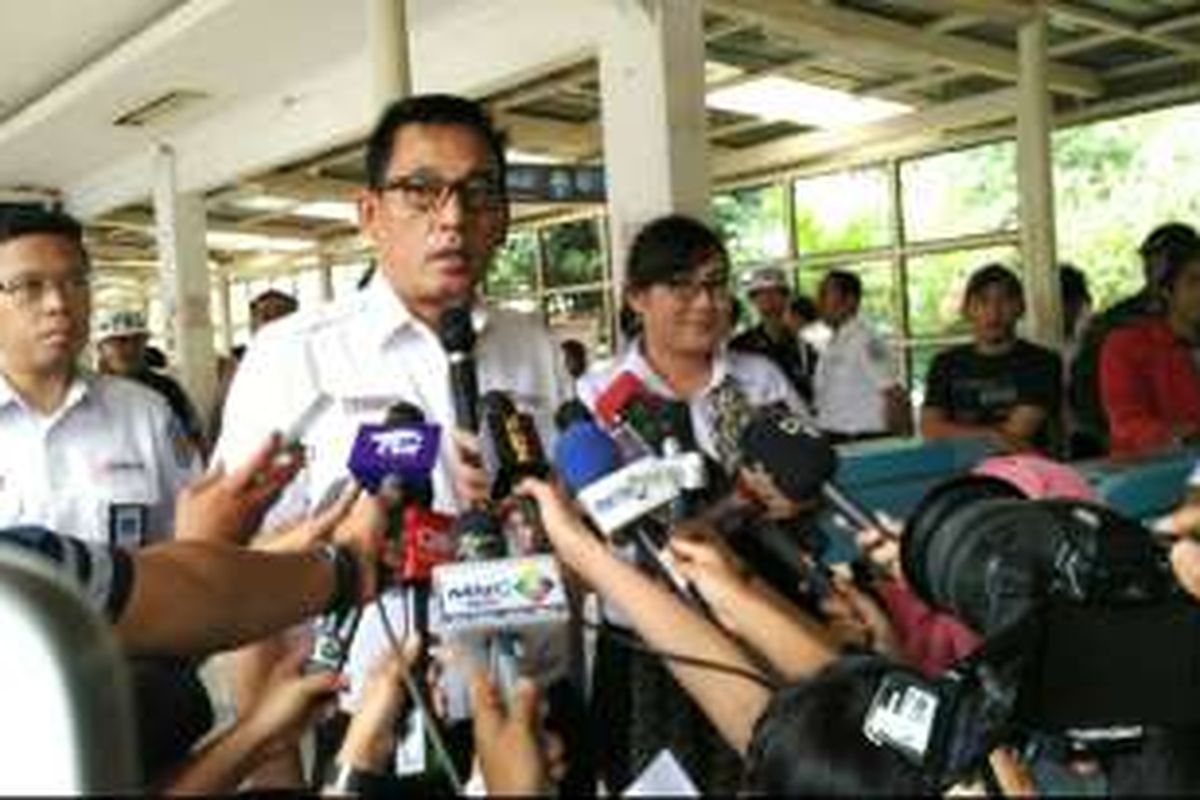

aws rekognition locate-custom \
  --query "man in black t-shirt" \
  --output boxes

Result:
[921,264,1061,453]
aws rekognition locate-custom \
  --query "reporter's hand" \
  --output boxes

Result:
[470,672,550,796]
[330,492,391,602]
[1172,538,1200,602]
[667,524,750,633]
[450,429,492,509]
[737,464,817,520]
[855,522,902,582]
[819,576,900,657]
[257,483,360,554]
[242,646,343,765]
[337,638,421,772]
[176,433,304,545]
[516,478,603,574]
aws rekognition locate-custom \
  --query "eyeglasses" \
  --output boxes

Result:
[377,171,504,214]
[662,273,730,302]
[0,270,90,308]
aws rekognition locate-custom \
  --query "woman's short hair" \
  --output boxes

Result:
[625,214,729,292]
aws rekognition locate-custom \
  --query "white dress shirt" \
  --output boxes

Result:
[576,339,809,461]
[213,275,569,706]
[0,371,200,546]
[813,315,899,435]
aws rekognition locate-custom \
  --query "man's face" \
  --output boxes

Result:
[250,297,296,333]
[1167,259,1200,337]
[817,279,851,325]
[358,123,508,319]
[750,287,788,324]
[97,334,146,376]
[0,234,90,377]
[965,284,1022,348]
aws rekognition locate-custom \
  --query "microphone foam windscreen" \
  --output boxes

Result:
[554,399,593,433]
[554,421,622,495]
[437,304,476,352]
[384,400,426,426]
[738,411,837,502]
[594,371,646,426]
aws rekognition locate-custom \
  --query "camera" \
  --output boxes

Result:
[863,475,1200,787]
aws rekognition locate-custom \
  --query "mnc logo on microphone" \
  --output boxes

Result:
[432,555,569,633]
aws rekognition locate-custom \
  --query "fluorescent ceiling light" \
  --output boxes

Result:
[206,231,312,253]
[293,201,358,223]
[506,149,565,165]
[231,195,295,213]
[707,76,911,130]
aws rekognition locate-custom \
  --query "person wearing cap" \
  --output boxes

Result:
[812,270,910,442]
[249,289,298,334]
[920,264,1061,454]
[0,207,201,546]
[1100,235,1200,457]
[96,308,207,457]
[730,265,819,409]
[1070,222,1200,455]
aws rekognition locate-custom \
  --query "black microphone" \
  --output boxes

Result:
[437,305,479,433]
[479,391,551,501]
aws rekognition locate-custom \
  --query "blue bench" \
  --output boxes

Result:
[1076,448,1200,523]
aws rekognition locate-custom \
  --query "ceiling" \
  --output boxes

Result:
[5,0,1200,290]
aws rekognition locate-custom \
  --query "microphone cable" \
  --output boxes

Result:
[581,619,780,691]
[373,597,466,795]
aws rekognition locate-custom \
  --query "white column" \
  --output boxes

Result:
[318,251,335,302]
[217,269,233,353]
[1017,9,1062,350]
[153,143,217,426]
[366,0,412,113]
[599,0,710,295]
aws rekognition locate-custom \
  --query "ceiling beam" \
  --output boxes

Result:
[706,0,1101,97]
[1049,2,1200,60]
[914,0,1036,22]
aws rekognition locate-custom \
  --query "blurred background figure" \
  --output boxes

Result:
[95,308,207,458]
[248,289,298,335]
[731,265,819,410]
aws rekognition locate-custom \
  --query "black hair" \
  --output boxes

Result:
[963,263,1023,306]
[560,338,587,378]
[822,270,862,304]
[625,214,729,291]
[1060,264,1091,336]
[249,289,297,311]
[744,655,927,796]
[0,206,87,263]
[364,94,508,192]
[617,301,642,341]
[790,294,819,324]
[730,295,746,328]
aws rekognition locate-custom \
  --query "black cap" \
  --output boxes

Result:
[384,401,426,425]
[437,305,476,353]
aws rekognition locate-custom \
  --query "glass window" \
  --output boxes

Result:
[542,219,604,289]
[797,260,899,338]
[905,246,1019,338]
[793,167,891,253]
[902,141,1018,242]
[488,229,539,298]
[545,289,612,359]
[712,184,788,272]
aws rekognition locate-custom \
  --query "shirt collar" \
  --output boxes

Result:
[361,273,492,351]
[616,338,731,400]
[0,367,94,414]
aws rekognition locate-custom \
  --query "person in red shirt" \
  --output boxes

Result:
[1101,237,1200,457]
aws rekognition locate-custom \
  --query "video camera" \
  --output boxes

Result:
[863,475,1200,788]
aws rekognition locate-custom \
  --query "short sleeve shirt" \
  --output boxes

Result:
[813,316,899,435]
[0,372,201,547]
[924,340,1061,446]
[0,525,134,621]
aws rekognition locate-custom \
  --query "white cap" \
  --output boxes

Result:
[742,265,789,294]
[94,309,148,342]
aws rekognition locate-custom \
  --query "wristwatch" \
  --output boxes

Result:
[317,543,360,619]
[322,761,387,796]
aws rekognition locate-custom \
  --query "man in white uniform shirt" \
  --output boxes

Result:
[213,95,569,788]
[0,208,200,547]
[812,270,911,442]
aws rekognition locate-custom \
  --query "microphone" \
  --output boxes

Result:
[737,408,880,532]
[437,304,479,433]
[593,371,661,459]
[479,391,551,502]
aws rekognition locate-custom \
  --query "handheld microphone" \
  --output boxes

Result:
[738,408,880,531]
[438,305,479,433]
[479,391,551,501]
[593,372,661,459]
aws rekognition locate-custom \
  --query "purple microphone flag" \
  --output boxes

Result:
[347,422,441,492]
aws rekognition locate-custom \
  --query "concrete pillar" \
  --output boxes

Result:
[598,0,710,297]
[1017,9,1062,350]
[217,270,233,353]
[153,144,217,426]
[366,0,411,113]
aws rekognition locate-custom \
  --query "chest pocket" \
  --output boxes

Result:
[92,460,159,548]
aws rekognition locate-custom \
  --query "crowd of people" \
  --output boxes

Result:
[2,92,1200,796]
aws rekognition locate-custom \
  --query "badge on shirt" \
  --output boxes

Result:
[109,503,148,548]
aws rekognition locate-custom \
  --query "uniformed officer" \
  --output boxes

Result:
[812,269,911,442]
[213,94,570,789]
[0,207,200,547]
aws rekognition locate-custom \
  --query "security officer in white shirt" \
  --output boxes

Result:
[212,94,570,790]
[813,269,911,442]
[0,208,200,547]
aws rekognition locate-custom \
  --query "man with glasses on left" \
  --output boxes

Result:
[0,207,200,547]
